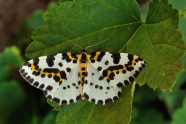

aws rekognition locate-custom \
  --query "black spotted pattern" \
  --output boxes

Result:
[66,68,71,72]
[46,55,55,67]
[97,52,105,62]
[46,85,53,91]
[47,95,52,100]
[76,94,81,101]
[33,57,39,67]
[60,71,67,79]
[53,75,60,82]
[39,84,45,89]
[43,68,59,74]
[61,100,67,105]
[97,100,103,104]
[91,99,96,103]
[105,98,112,104]
[84,93,89,100]
[69,99,74,104]
[33,81,39,87]
[52,97,60,104]
[58,62,63,67]
[111,53,121,64]
[117,82,123,87]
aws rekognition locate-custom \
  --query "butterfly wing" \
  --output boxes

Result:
[19,53,82,105]
[83,52,146,105]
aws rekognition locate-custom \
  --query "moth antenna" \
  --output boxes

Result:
[85,39,109,50]
[61,35,83,50]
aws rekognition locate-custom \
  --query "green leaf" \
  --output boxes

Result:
[24,0,185,123]
[27,11,45,33]
[41,110,58,124]
[131,108,169,124]
[136,0,185,90]
[158,54,186,116]
[172,97,186,124]
[0,46,25,81]
[0,80,27,123]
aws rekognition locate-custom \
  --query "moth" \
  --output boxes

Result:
[19,39,146,105]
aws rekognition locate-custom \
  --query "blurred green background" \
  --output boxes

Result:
[0,0,185,124]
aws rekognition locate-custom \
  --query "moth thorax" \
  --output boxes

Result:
[81,53,87,63]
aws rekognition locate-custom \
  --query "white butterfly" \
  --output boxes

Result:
[19,39,146,105]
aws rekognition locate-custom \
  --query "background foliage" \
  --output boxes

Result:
[0,0,186,124]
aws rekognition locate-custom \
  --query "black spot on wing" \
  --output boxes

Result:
[102,70,108,77]
[62,53,72,63]
[107,65,123,71]
[105,98,113,104]
[118,91,121,97]
[41,74,45,78]
[58,62,63,67]
[66,68,71,72]
[48,74,52,78]
[23,72,28,77]
[61,100,67,105]
[20,69,25,74]
[105,61,109,65]
[44,91,47,95]
[111,53,121,64]
[84,93,89,100]
[128,54,134,61]
[47,95,52,100]
[76,94,81,101]
[26,76,31,80]
[99,76,104,81]
[52,97,60,104]
[113,96,118,101]
[97,100,103,104]
[60,71,66,79]
[39,84,45,89]
[124,80,129,85]
[97,52,105,62]
[69,99,74,103]
[91,59,95,63]
[46,55,55,67]
[33,57,39,67]
[129,76,134,82]
[46,85,53,91]
[35,72,40,76]
[134,70,140,78]
[29,78,34,84]
[109,72,115,80]
[117,82,123,88]
[43,68,59,74]
[90,52,96,60]
[53,75,60,82]
[33,81,39,87]
[91,98,96,103]
[97,66,102,71]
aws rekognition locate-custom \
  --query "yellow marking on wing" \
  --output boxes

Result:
[30,63,65,82]
[67,53,76,60]
[104,58,138,80]
[90,52,101,60]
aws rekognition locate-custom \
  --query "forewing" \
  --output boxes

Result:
[19,53,82,105]
[88,52,146,88]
